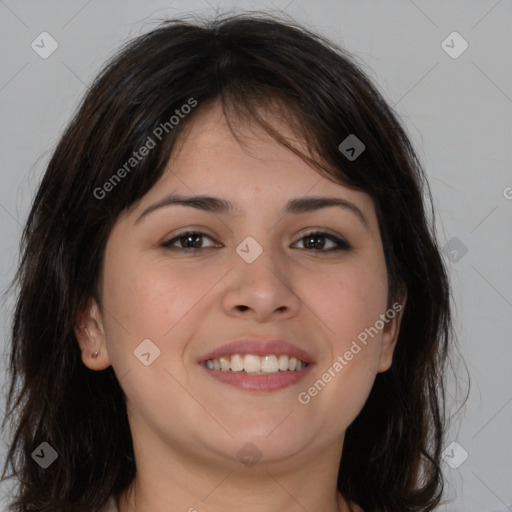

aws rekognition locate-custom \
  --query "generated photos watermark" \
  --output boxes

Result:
[93,97,198,200]
[297,301,403,404]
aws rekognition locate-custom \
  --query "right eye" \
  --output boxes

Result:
[161,231,220,252]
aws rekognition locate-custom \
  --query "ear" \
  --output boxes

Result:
[377,293,407,373]
[74,299,112,370]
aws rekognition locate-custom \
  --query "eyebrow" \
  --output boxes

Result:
[134,194,370,231]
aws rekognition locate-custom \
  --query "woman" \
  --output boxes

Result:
[1,12,455,512]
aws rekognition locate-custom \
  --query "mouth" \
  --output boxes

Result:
[203,354,309,373]
[197,339,315,392]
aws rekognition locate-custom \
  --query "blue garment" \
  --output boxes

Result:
[97,495,118,512]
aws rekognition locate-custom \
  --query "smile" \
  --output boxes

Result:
[204,354,309,374]
[200,354,313,392]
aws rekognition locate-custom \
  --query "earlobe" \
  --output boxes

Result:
[74,300,111,370]
[377,296,407,373]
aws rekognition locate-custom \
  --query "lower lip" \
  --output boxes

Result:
[199,364,314,392]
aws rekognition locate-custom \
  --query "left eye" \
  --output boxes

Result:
[293,231,350,252]
[161,231,350,253]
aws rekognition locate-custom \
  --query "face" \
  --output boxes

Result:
[76,101,405,472]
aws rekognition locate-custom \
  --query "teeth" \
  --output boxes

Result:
[261,355,279,373]
[244,354,261,373]
[230,354,244,372]
[219,356,230,371]
[204,354,309,373]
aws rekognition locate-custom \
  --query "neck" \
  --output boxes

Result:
[117,432,352,512]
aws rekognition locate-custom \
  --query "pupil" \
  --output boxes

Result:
[180,234,327,249]
[185,235,201,248]
[306,235,323,249]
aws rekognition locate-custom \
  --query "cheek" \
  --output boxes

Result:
[101,249,225,357]
[311,258,388,344]
[300,265,387,433]
[313,258,387,418]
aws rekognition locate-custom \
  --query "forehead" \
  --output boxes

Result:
[149,102,375,216]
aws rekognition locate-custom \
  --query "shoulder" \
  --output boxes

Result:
[96,495,118,512]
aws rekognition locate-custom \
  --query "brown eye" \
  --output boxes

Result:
[161,230,351,253]
[293,232,351,252]
[162,231,218,251]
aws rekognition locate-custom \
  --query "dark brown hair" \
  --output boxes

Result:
[1,11,462,512]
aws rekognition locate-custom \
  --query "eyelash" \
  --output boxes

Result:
[161,230,351,254]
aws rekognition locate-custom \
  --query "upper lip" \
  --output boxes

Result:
[198,338,316,364]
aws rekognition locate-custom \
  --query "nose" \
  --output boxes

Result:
[220,237,303,323]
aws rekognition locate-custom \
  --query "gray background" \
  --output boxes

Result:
[0,1,511,510]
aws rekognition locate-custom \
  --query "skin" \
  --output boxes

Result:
[76,101,406,512]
